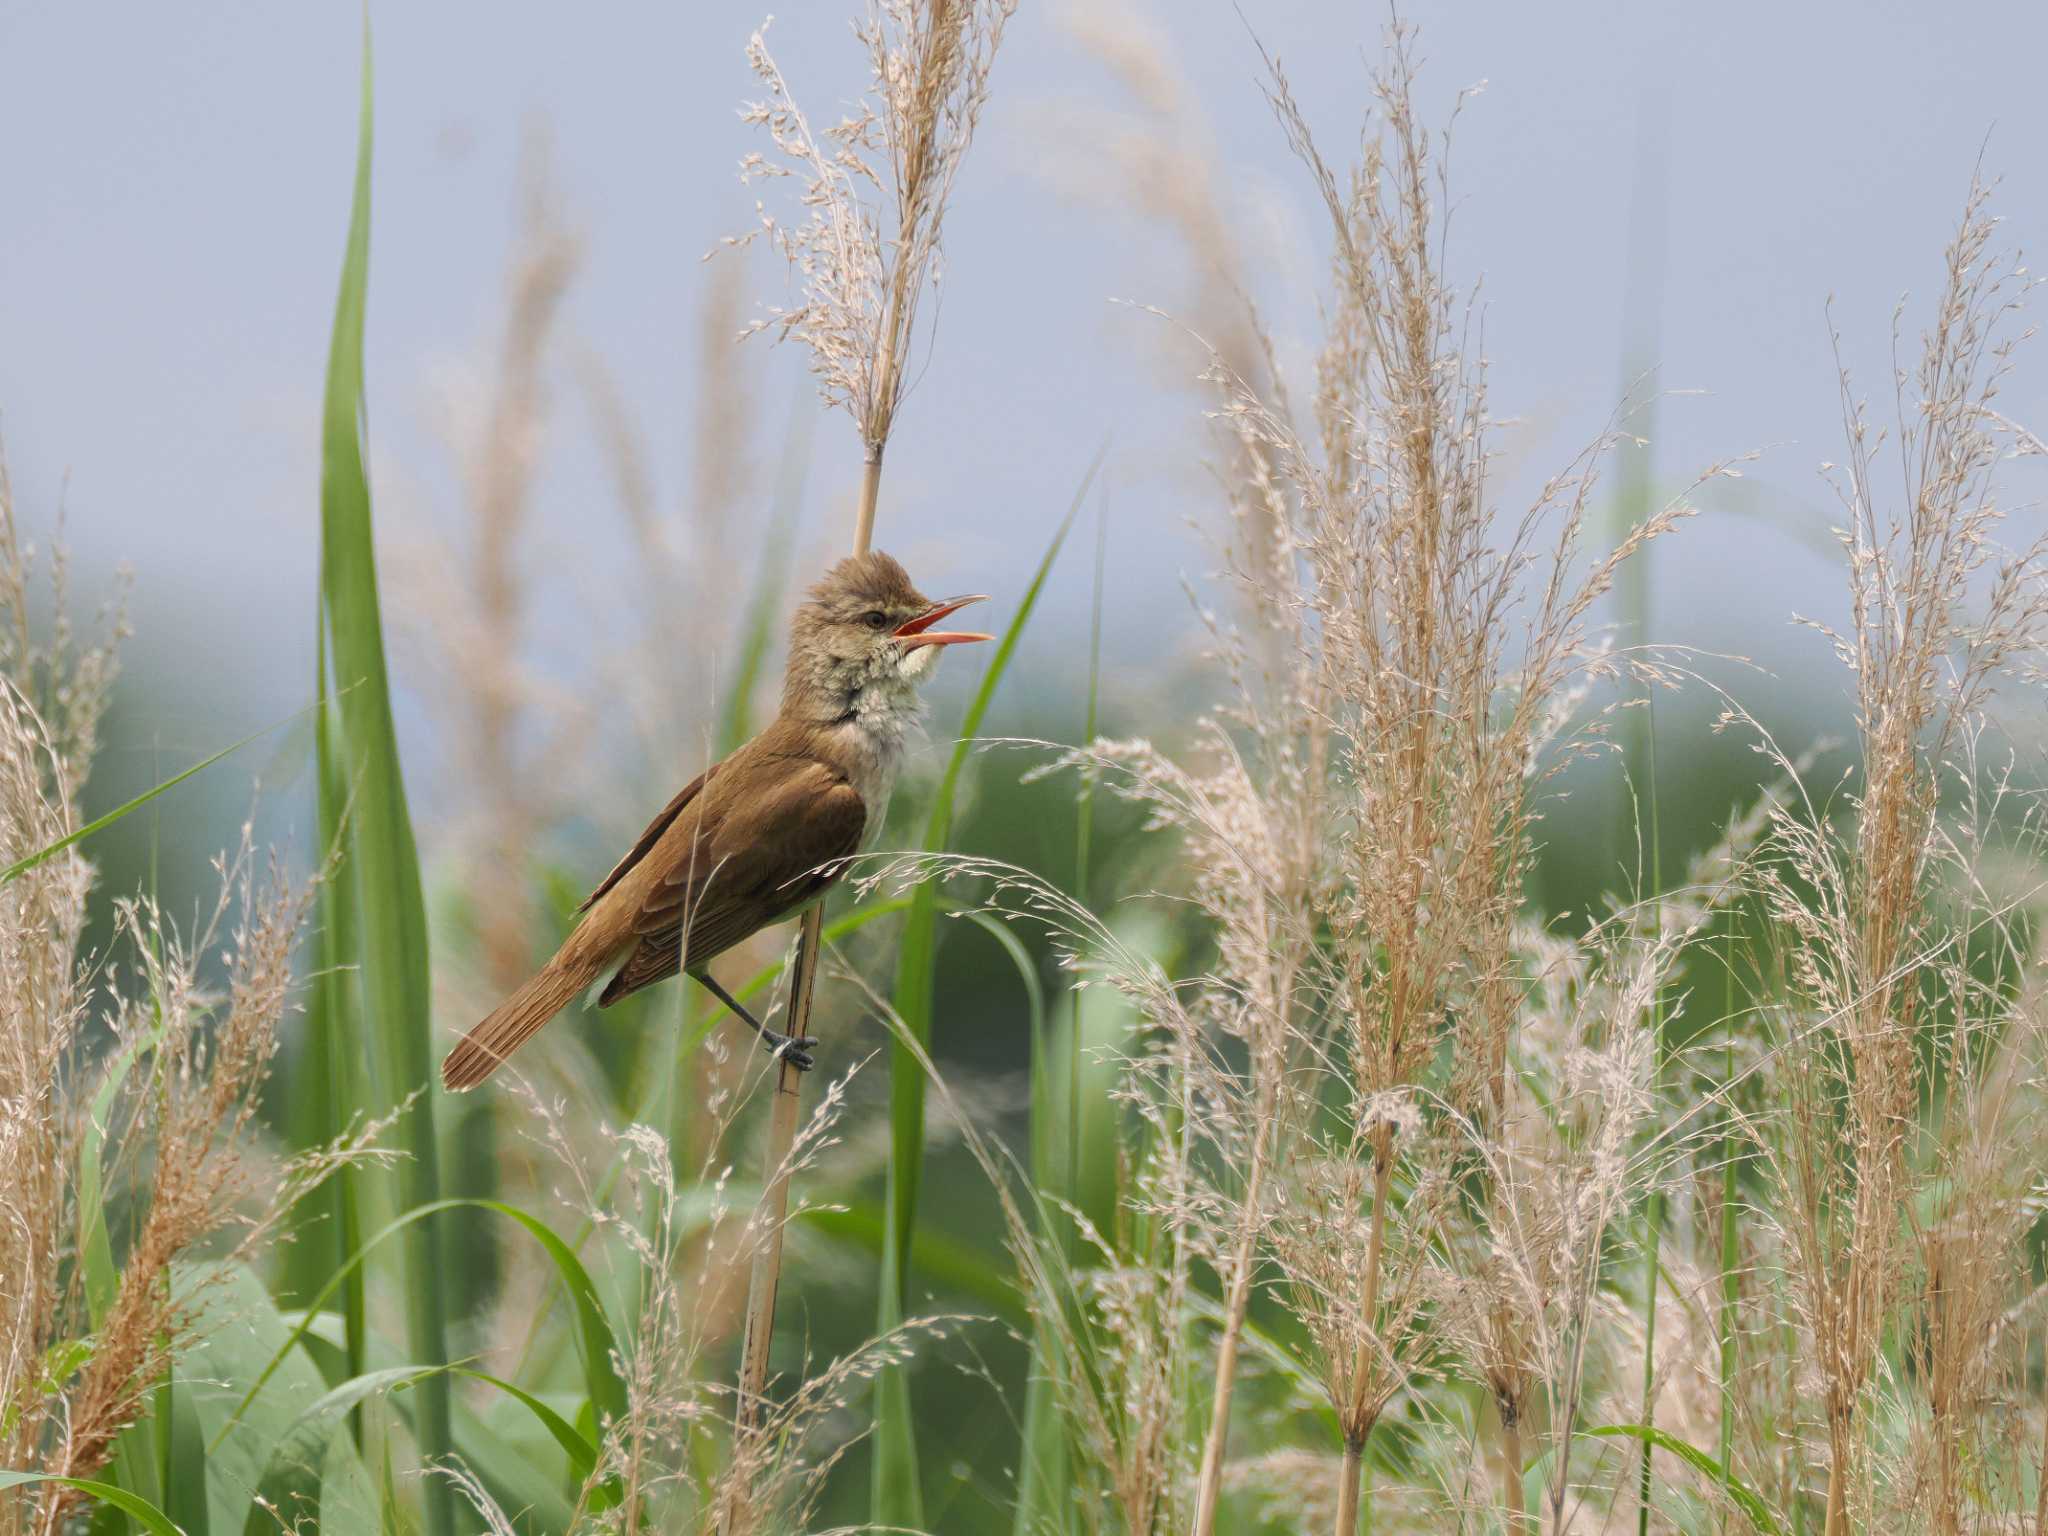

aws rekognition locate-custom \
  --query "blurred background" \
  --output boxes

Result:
[4,2,2046,1526]
[6,2,2047,827]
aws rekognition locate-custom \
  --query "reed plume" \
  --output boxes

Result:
[1747,173,2047,1534]
[1,461,354,1535]
[1156,25,1726,1529]
[981,29,1732,1529]
[732,0,1015,551]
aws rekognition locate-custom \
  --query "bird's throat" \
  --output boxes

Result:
[793,676,924,833]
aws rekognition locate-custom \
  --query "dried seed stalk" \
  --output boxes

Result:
[725,0,1014,1483]
[1749,175,2045,1536]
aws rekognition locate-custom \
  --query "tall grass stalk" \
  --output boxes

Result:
[1132,24,1733,1531]
[724,8,1015,1521]
[1744,174,2045,1535]
[1718,1003,1740,1531]
[1633,710,1667,1536]
[1012,506,1109,1536]
[1597,80,1675,1536]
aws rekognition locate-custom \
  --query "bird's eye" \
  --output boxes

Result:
[862,610,889,631]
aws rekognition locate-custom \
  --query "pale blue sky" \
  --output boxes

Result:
[3,2,2044,816]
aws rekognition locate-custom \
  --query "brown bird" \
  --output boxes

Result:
[441,551,990,1090]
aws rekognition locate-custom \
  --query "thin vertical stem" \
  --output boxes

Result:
[731,428,885,1487]
[734,907,825,1427]
[1635,698,1666,1535]
[1334,1440,1365,1536]
[1719,1027,1739,1531]
[1349,1143,1395,1412]
[2033,1318,2047,1535]
[1614,87,1667,1526]
[1332,1142,1395,1532]
[1823,1423,1851,1536]
[1192,1114,1273,1536]
[851,450,883,561]
[1501,1408,1526,1531]
[1069,506,1107,1225]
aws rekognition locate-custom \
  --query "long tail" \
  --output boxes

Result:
[442,954,600,1091]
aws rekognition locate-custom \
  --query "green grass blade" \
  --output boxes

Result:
[216,1197,627,1454]
[246,1359,608,1533]
[314,25,455,1531]
[872,446,1104,1530]
[1015,501,1107,1536]
[446,1397,575,1533]
[0,710,304,884]
[1585,1424,1787,1535]
[77,1028,155,1322]
[1071,909,1162,1236]
[1718,1019,1740,1511]
[159,1367,208,1536]
[281,670,368,1367]
[465,1199,630,1430]
[174,1262,333,1536]
[0,1474,181,1536]
[316,1426,378,1535]
[716,425,805,759]
[242,1364,439,1536]
[452,1368,605,1503]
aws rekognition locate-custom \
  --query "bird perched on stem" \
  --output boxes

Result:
[442,551,989,1090]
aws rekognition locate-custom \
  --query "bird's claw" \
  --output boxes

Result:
[764,1032,818,1072]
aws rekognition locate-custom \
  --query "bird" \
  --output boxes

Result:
[441,550,991,1091]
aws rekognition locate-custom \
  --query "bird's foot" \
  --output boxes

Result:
[762,1031,818,1072]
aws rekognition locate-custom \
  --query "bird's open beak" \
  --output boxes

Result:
[895,594,993,650]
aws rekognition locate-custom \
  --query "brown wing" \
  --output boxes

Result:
[598,756,865,1007]
[578,762,722,915]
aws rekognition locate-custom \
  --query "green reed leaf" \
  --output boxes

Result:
[311,23,455,1530]
[0,1474,181,1536]
[872,443,1104,1530]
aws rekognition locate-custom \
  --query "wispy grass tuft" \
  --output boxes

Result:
[1741,171,2048,1536]
[1,451,371,1536]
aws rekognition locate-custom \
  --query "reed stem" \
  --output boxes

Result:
[734,906,825,1429]
[1501,1407,1526,1530]
[1330,1140,1394,1534]
[851,449,883,562]
[1718,1030,1738,1531]
[2033,1320,2047,1536]
[1823,1428,1850,1536]
[731,439,883,1482]
[1190,1278,1246,1534]
[1191,1115,1273,1536]
[1334,1439,1364,1536]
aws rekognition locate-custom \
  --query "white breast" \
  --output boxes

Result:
[837,677,927,841]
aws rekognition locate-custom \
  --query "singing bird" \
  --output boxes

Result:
[441,551,990,1090]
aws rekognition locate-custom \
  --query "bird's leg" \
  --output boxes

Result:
[693,970,816,1072]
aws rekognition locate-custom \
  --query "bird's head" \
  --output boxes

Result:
[782,550,990,723]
